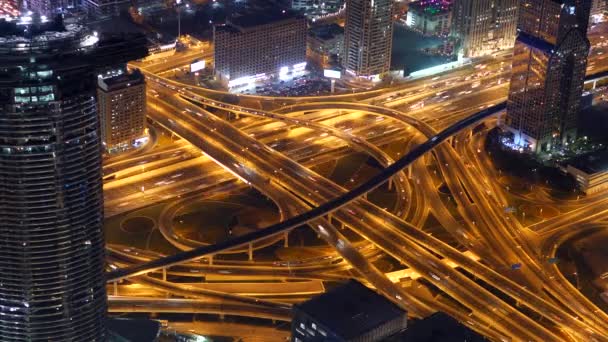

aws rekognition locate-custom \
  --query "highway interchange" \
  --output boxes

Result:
[103,24,608,341]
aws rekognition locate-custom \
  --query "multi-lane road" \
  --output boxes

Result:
[104,25,608,341]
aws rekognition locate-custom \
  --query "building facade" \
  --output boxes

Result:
[0,17,147,340]
[343,0,394,79]
[503,0,592,153]
[0,18,106,341]
[214,10,307,87]
[451,0,519,57]
[97,69,147,153]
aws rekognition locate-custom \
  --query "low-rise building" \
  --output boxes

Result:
[406,0,452,37]
[307,23,344,68]
[566,151,608,194]
[214,10,307,87]
[291,280,407,341]
[97,69,147,153]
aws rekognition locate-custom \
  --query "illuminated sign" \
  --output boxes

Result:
[293,62,307,70]
[190,60,206,73]
[323,69,341,79]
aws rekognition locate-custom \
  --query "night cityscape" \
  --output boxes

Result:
[1,0,608,341]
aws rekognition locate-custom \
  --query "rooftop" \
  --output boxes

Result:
[568,150,608,174]
[107,318,160,342]
[309,23,344,40]
[409,0,452,15]
[98,69,145,92]
[392,312,487,342]
[295,280,406,340]
[225,9,303,30]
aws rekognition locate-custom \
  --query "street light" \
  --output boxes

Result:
[176,0,182,39]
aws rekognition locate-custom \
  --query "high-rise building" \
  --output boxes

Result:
[0,16,147,340]
[503,0,592,153]
[214,10,307,87]
[451,0,519,57]
[343,0,394,80]
[97,69,147,153]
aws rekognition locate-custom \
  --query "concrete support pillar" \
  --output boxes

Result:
[593,80,597,90]
[162,268,167,281]
[283,231,289,247]
[408,166,413,178]
[388,177,393,191]
[209,255,213,265]
[248,243,253,261]
[113,282,118,296]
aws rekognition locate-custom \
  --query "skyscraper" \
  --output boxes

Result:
[451,0,519,57]
[503,0,592,153]
[0,16,147,340]
[343,0,393,80]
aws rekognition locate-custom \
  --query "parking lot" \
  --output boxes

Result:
[231,74,332,96]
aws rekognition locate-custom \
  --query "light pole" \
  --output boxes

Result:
[176,0,182,39]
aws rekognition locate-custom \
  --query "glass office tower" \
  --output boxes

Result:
[504,0,592,153]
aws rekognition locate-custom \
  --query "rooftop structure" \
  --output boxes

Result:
[292,280,407,341]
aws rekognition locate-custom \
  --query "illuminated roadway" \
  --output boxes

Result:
[105,29,608,340]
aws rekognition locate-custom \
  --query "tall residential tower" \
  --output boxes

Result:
[343,0,394,79]
[451,0,519,57]
[503,0,592,153]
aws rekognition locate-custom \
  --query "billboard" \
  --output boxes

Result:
[190,60,206,73]
[324,69,341,79]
